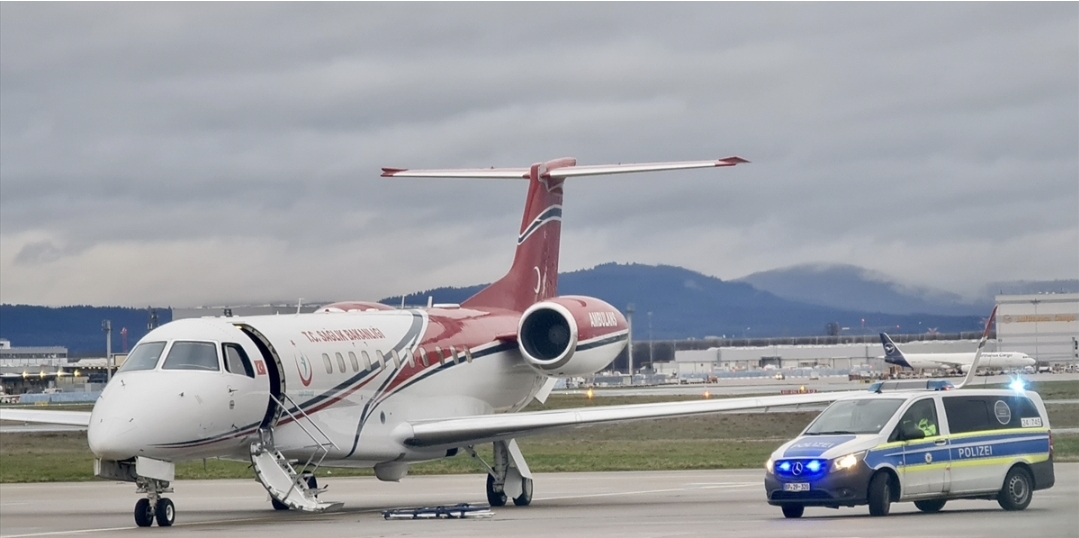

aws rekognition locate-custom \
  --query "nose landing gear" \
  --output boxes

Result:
[134,477,175,527]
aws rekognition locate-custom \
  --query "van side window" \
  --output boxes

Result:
[335,352,346,373]
[222,343,255,378]
[322,353,333,374]
[348,351,359,372]
[945,395,1042,434]
[892,398,938,440]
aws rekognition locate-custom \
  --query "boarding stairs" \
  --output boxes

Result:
[250,393,342,512]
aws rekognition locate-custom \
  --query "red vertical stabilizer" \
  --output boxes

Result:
[461,158,576,313]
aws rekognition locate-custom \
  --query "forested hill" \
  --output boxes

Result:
[381,263,983,340]
[0,305,171,356]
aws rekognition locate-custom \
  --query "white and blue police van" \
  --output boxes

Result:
[764,385,1055,518]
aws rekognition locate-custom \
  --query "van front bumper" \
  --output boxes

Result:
[765,463,875,507]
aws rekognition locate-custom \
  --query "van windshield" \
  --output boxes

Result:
[805,398,905,435]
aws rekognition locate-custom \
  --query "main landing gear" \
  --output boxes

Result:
[133,477,175,527]
[467,439,533,508]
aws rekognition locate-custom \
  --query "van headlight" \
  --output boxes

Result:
[765,458,774,474]
[832,451,865,471]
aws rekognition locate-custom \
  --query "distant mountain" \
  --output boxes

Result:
[0,305,170,356]
[737,264,993,316]
[381,263,983,339]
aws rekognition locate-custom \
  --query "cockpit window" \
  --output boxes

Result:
[223,343,255,378]
[119,341,167,372]
[162,341,220,371]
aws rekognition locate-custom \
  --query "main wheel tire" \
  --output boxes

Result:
[914,499,947,513]
[155,498,175,527]
[867,472,892,517]
[271,498,290,511]
[485,474,507,507]
[997,466,1033,511]
[134,498,154,527]
[513,477,533,507]
[781,504,805,519]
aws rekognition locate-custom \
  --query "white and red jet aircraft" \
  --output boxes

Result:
[2,156,846,528]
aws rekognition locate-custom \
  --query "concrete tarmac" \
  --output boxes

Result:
[1,464,1076,538]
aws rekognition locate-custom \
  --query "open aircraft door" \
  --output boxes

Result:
[235,324,286,430]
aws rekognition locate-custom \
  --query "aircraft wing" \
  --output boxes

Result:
[0,408,92,427]
[402,391,847,449]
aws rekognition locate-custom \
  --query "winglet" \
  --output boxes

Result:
[381,167,408,177]
[717,156,750,166]
[956,305,998,389]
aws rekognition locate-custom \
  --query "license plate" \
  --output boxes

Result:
[783,482,810,492]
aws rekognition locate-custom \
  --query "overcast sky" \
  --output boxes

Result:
[1,3,1076,308]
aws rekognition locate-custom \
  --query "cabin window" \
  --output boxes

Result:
[223,343,255,378]
[464,347,473,364]
[418,348,429,367]
[449,346,459,364]
[402,348,414,368]
[162,341,220,371]
[361,350,372,370]
[348,351,359,372]
[119,341,167,372]
[390,349,401,369]
[322,353,333,374]
[436,346,447,365]
[375,350,385,370]
[335,352,346,373]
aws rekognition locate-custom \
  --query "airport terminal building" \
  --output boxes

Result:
[660,293,1079,376]
[996,293,1078,363]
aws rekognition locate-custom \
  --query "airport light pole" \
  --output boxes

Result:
[648,311,653,368]
[626,304,635,383]
[102,320,112,383]
[1031,298,1041,362]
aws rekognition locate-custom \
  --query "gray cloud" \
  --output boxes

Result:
[1,3,1076,306]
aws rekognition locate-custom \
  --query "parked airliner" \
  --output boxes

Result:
[2,156,851,528]
[880,332,1035,372]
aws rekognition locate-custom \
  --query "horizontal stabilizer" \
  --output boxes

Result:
[381,157,748,180]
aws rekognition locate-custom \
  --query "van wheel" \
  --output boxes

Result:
[867,472,892,517]
[914,499,946,513]
[997,467,1033,511]
[781,504,804,518]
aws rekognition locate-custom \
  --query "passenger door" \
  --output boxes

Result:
[893,397,949,497]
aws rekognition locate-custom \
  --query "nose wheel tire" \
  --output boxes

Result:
[914,499,947,513]
[781,504,805,518]
[155,498,175,527]
[134,498,154,527]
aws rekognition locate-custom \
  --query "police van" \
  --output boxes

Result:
[764,386,1055,518]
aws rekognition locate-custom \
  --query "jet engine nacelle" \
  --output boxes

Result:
[517,296,628,377]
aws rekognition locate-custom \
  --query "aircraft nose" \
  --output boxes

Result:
[87,415,140,460]
[1024,356,1037,366]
